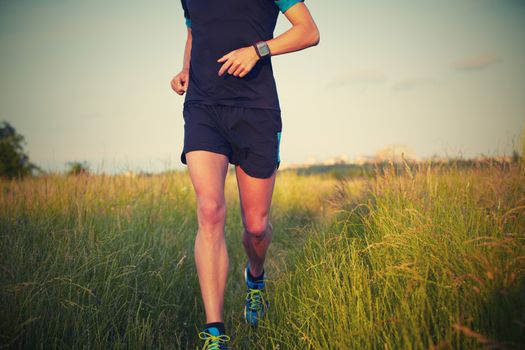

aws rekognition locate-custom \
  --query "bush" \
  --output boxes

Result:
[65,161,90,176]
[0,121,40,179]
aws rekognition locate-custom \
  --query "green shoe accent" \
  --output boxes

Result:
[198,327,230,350]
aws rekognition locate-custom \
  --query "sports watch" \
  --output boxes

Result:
[253,41,271,59]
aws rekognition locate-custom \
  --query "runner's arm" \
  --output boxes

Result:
[182,25,192,72]
[266,2,320,56]
[181,0,192,71]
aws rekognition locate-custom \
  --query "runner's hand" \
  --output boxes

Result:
[171,69,190,95]
[217,46,260,78]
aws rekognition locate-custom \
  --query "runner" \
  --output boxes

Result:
[170,0,319,348]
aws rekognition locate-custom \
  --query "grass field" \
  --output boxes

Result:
[1,159,524,349]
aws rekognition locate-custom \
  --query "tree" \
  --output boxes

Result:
[65,161,90,176]
[0,121,41,179]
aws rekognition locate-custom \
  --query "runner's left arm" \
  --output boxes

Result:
[266,0,320,56]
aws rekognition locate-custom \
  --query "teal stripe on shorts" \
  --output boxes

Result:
[277,131,281,163]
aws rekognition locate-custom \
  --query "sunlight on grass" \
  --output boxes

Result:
[257,162,525,349]
[1,161,523,349]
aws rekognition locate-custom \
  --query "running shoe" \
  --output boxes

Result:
[198,326,230,350]
[244,263,269,327]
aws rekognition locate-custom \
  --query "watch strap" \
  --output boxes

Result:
[253,43,263,59]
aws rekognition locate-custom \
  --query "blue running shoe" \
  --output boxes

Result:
[244,263,269,327]
[198,326,230,350]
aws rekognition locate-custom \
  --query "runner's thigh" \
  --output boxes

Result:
[186,150,230,214]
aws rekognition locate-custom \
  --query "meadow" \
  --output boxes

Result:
[1,159,524,349]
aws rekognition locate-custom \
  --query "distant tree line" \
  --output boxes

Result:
[0,121,90,179]
[1,120,523,180]
[0,121,41,179]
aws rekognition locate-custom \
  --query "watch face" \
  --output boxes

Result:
[257,42,270,57]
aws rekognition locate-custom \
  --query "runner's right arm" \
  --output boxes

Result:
[170,2,192,95]
[181,0,192,73]
[181,20,192,74]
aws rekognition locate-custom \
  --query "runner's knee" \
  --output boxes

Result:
[196,197,226,230]
[244,215,270,239]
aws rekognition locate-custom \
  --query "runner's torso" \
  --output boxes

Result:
[181,0,303,111]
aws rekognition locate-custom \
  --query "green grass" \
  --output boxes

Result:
[1,161,524,349]
[260,162,525,349]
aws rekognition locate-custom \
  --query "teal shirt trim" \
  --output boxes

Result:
[274,0,304,13]
[277,131,281,163]
[185,17,191,28]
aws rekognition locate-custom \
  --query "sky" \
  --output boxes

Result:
[1,0,524,174]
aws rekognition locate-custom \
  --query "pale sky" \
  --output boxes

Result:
[1,0,524,174]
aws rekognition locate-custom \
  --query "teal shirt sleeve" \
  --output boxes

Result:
[274,0,304,13]
[181,0,191,28]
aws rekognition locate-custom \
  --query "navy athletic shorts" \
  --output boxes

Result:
[180,103,282,179]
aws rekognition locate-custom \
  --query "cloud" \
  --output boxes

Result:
[391,78,440,91]
[327,69,387,88]
[452,53,500,71]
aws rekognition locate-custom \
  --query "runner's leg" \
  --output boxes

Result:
[235,165,277,277]
[186,150,230,323]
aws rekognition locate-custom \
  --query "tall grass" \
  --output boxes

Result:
[1,160,523,349]
[0,171,341,349]
[256,161,525,349]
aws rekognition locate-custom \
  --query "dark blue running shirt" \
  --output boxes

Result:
[180,0,304,112]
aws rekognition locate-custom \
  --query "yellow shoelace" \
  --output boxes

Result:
[198,331,230,350]
[246,288,266,311]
